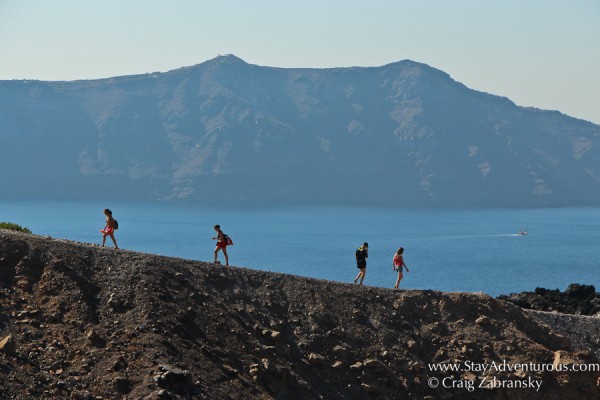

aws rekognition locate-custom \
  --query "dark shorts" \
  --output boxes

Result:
[216,242,227,249]
[357,263,366,269]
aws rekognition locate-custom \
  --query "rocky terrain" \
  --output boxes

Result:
[1,229,599,399]
[498,284,600,316]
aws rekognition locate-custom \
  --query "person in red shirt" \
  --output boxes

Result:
[100,208,119,249]
[393,247,409,289]
[212,224,229,266]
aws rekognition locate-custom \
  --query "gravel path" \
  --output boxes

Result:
[527,309,600,358]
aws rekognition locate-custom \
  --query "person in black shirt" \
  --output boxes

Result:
[353,242,368,285]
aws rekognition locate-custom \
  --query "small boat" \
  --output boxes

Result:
[518,228,528,236]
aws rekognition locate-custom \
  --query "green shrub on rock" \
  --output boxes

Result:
[0,222,32,234]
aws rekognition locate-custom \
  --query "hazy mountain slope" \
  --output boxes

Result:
[1,55,599,205]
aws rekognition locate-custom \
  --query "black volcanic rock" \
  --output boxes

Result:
[564,283,596,299]
[498,284,600,315]
[1,55,600,206]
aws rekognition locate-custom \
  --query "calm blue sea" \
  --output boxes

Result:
[1,200,599,297]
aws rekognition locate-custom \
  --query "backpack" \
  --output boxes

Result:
[223,234,233,246]
[113,219,119,230]
[356,247,367,266]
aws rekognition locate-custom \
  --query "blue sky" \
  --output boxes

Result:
[1,0,598,123]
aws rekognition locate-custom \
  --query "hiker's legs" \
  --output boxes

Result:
[222,247,229,266]
[109,233,118,249]
[354,268,366,285]
[101,233,107,247]
[394,272,403,289]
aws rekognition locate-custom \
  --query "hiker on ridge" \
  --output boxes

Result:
[353,242,368,285]
[100,208,119,249]
[212,224,229,266]
[393,247,410,289]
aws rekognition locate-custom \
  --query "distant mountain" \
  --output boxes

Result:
[1,54,599,206]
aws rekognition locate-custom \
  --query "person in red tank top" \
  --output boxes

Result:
[393,247,409,289]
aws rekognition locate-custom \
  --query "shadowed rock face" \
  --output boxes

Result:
[2,55,600,206]
[498,284,600,316]
[1,229,599,399]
